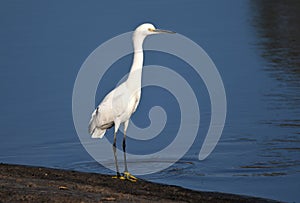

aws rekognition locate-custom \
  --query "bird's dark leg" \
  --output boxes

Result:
[123,120,129,173]
[122,120,137,182]
[112,131,121,177]
[123,132,128,173]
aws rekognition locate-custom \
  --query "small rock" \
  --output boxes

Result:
[59,186,68,190]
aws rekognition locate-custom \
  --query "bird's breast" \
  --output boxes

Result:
[128,90,141,114]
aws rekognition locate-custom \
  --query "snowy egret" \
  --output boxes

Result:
[88,23,175,181]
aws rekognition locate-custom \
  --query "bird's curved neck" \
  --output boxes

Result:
[127,35,145,90]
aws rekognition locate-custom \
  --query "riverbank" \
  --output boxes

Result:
[0,163,281,203]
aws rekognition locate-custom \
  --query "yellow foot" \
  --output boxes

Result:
[112,173,125,180]
[123,172,137,182]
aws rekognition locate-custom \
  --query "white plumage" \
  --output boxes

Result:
[88,81,140,138]
[88,23,174,181]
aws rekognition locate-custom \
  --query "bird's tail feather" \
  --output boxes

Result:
[91,128,106,139]
[88,109,105,139]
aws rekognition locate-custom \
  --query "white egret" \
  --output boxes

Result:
[88,23,175,181]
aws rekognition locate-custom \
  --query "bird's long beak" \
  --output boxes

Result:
[153,29,175,34]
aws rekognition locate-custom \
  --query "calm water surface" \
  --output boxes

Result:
[0,1,299,202]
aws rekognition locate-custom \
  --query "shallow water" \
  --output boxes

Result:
[0,1,299,202]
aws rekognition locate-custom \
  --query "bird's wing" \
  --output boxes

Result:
[88,105,113,137]
[88,83,128,136]
[88,98,115,134]
[100,83,129,116]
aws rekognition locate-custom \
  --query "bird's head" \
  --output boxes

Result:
[134,23,175,37]
[132,23,175,51]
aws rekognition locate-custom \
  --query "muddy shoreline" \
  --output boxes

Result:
[0,163,281,203]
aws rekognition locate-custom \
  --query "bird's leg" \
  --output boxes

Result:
[123,133,128,172]
[122,120,137,182]
[112,131,122,179]
[123,120,129,173]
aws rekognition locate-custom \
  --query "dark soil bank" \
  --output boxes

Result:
[0,163,281,203]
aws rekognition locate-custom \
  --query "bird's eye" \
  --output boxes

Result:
[148,28,153,32]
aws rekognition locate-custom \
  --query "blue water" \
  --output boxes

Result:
[0,1,299,202]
